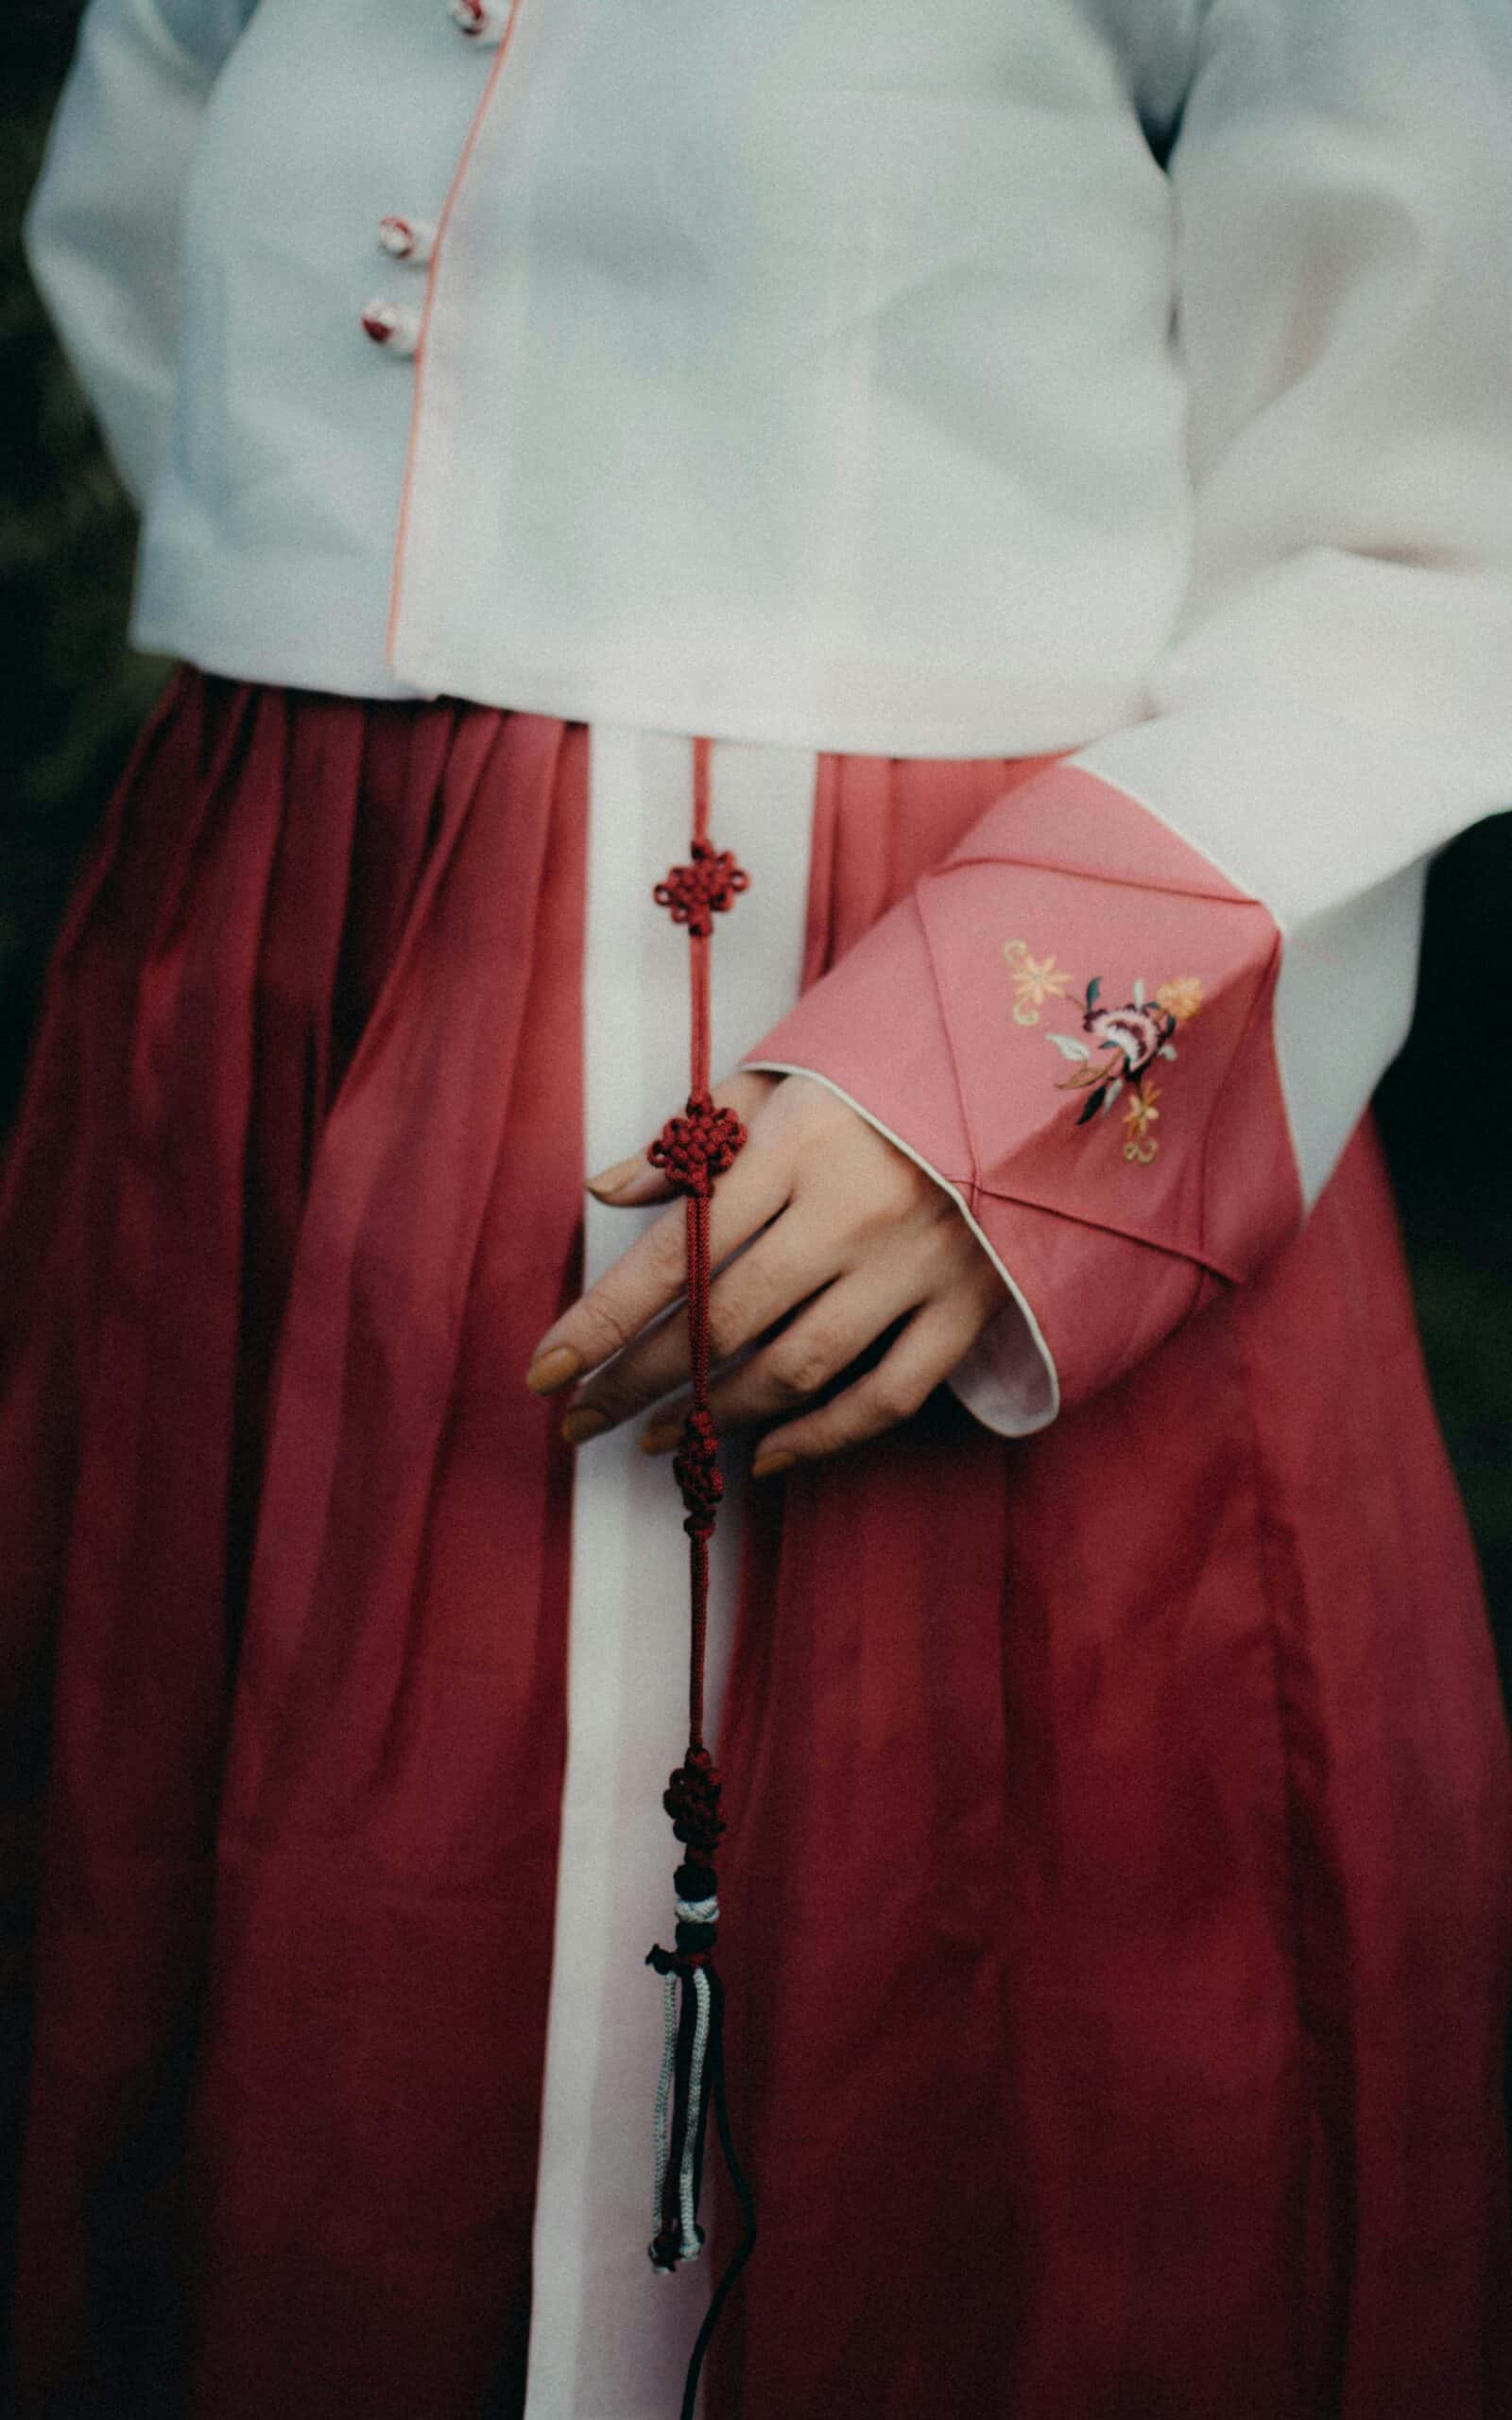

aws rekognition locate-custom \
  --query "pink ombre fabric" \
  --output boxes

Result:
[1,672,586,2414]
[2,671,1509,2418]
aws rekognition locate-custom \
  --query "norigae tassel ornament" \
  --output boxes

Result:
[644,735,758,2416]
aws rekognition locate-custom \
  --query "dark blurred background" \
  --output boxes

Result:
[4,5,1510,1687]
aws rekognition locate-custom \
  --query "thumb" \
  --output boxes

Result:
[584,1068,780,1206]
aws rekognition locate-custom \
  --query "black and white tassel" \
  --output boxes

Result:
[646,1863,720,2273]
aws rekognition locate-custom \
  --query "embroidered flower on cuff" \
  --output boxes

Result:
[1083,997,1172,1072]
[1001,939,1072,1026]
[1154,977,1204,1024]
[1021,956,1203,1168]
[1122,1082,1161,1165]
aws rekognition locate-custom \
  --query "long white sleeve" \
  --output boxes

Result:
[746,0,1512,1436]
[23,0,257,510]
[1074,0,1512,1202]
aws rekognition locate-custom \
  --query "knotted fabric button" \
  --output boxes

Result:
[378,215,438,266]
[647,1092,747,1201]
[652,837,750,939]
[449,0,509,41]
[360,300,421,358]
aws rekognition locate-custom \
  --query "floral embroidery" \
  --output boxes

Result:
[1154,977,1203,1024]
[1020,959,1204,1167]
[1002,939,1072,1026]
[1122,1083,1160,1164]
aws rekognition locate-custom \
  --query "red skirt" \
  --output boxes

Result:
[2,667,1509,2418]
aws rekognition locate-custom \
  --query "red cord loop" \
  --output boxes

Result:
[653,838,750,938]
[640,750,760,2352]
[672,1407,724,1537]
[648,1092,747,1200]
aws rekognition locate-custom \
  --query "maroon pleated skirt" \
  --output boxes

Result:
[2,666,1509,2419]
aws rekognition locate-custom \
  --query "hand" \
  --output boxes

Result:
[522,1072,1006,1476]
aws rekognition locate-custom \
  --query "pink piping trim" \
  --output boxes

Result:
[385,0,528,666]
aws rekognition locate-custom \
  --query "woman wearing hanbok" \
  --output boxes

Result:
[6,1,1512,2413]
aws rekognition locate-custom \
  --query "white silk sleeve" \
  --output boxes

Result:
[747,0,1512,1442]
[23,0,257,510]
[1072,0,1512,1207]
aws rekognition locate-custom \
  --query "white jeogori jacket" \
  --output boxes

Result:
[23,0,1512,1432]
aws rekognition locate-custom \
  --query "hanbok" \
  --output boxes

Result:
[9,0,1512,2409]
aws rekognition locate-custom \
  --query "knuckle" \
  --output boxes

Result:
[768,1339,838,1405]
[868,1372,928,1428]
[851,1179,918,1241]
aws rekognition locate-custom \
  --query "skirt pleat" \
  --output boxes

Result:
[2,672,1508,2420]
[1,675,588,2414]
[707,759,1512,2420]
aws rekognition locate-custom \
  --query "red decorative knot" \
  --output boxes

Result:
[662,1746,727,1860]
[378,214,437,266]
[449,0,508,41]
[672,1408,723,1537]
[652,837,750,939]
[647,1090,747,1201]
[361,301,421,357]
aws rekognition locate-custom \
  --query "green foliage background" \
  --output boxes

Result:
[4,4,1510,1678]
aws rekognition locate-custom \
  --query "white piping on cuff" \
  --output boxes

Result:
[738,1061,1061,1439]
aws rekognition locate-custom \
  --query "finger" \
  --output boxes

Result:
[583,1070,778,1208]
[747,1290,997,1474]
[562,1206,842,1436]
[637,1260,924,1449]
[637,1233,1005,1451]
[526,1100,795,1391]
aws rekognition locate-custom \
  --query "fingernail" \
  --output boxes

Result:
[525,1344,582,1394]
[560,1406,611,1445]
[586,1154,645,1201]
[751,1449,797,1481]
[640,1421,681,1456]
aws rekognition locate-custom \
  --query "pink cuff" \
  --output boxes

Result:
[741,765,1302,1427]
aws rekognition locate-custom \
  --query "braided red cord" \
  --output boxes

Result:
[648,735,750,1753]
[644,739,758,2308]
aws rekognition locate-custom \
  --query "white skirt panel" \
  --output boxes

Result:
[523,728,818,2420]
